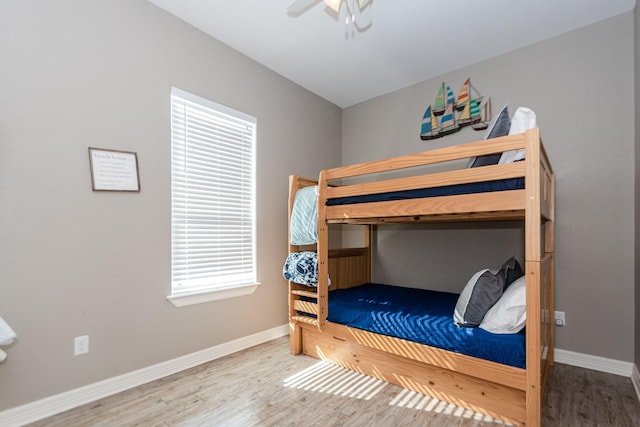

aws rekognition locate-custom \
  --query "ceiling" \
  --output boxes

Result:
[147,0,636,108]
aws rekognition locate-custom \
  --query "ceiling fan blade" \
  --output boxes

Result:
[287,0,321,15]
[323,0,342,13]
[354,2,373,31]
[356,0,370,9]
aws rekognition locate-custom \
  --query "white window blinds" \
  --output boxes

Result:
[171,88,256,296]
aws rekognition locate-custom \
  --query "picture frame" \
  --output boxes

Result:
[88,147,140,192]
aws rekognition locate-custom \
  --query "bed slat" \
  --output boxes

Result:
[291,315,319,326]
[325,189,525,221]
[323,133,527,180]
[293,300,318,315]
[291,289,317,299]
[327,162,525,199]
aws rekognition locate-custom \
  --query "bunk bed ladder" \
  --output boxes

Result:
[289,282,319,354]
[288,175,321,354]
[290,289,320,326]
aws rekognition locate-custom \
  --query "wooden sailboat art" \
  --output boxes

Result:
[419,79,490,140]
[433,83,456,115]
[458,98,481,127]
[456,78,483,111]
[439,103,460,136]
[445,85,455,110]
[420,105,440,140]
[472,97,492,130]
[433,83,446,115]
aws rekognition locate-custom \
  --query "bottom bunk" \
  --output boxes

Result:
[288,249,554,426]
[324,283,526,368]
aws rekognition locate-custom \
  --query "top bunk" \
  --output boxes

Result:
[317,128,553,225]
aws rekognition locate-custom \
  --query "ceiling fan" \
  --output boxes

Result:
[287,0,373,32]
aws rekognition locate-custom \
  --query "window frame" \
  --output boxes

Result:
[168,87,259,307]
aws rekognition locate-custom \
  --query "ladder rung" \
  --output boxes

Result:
[291,315,319,326]
[292,290,318,299]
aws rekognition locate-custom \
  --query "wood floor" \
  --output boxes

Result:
[28,337,640,426]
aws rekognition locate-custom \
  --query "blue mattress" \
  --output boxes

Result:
[326,283,526,368]
[326,178,524,206]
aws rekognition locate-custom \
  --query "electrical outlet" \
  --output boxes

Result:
[74,335,89,355]
[554,311,565,326]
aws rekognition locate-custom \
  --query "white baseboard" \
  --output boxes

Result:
[554,348,634,377]
[631,364,640,403]
[0,324,289,427]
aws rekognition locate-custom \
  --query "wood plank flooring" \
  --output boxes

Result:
[27,337,640,426]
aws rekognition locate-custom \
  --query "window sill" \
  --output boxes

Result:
[167,282,261,307]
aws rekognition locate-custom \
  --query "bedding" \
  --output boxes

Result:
[283,251,328,287]
[290,185,318,245]
[480,276,527,334]
[453,256,524,327]
[503,256,524,289]
[326,177,524,206]
[453,268,506,327]
[324,283,526,368]
[499,107,537,165]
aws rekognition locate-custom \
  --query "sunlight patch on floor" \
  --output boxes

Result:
[388,388,511,425]
[283,360,387,400]
[284,361,513,425]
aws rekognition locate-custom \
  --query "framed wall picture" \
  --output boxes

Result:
[88,147,140,192]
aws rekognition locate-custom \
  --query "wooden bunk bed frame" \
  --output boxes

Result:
[287,128,554,426]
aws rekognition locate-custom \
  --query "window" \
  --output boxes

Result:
[169,88,258,306]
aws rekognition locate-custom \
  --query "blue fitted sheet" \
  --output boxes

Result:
[326,283,525,368]
[326,178,524,206]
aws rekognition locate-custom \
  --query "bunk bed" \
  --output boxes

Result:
[286,128,554,426]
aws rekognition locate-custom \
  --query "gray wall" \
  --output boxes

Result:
[0,0,341,410]
[343,13,636,361]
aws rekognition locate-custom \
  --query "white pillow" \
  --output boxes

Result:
[479,276,526,334]
[498,107,537,164]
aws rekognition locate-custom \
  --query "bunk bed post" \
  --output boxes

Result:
[364,224,372,283]
[316,170,329,329]
[524,262,542,426]
[525,128,542,263]
[524,128,542,426]
[287,175,303,354]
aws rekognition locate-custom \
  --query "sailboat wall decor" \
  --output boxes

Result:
[433,84,446,115]
[472,97,492,130]
[433,83,456,115]
[419,78,491,141]
[439,103,460,136]
[455,78,483,111]
[420,105,440,140]
[458,98,480,127]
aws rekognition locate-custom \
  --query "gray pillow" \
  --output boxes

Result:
[453,256,523,327]
[454,268,506,327]
[502,256,524,289]
[467,104,511,168]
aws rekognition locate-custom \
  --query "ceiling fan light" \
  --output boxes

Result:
[323,0,342,13]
